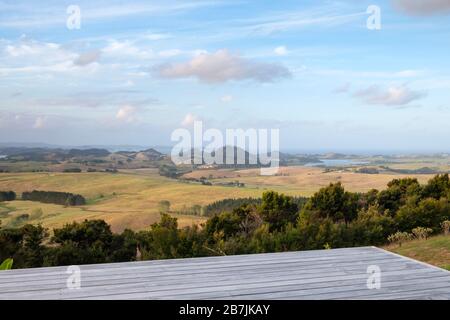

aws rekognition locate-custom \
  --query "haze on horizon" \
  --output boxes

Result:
[1,0,450,153]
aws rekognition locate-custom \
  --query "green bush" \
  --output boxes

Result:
[395,198,450,232]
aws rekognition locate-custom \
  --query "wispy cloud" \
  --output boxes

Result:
[236,5,367,36]
[0,0,227,28]
[0,38,101,75]
[354,85,426,106]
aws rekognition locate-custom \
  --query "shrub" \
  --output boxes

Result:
[411,227,433,240]
[388,231,413,247]
[158,164,179,178]
[158,200,171,213]
[441,220,450,235]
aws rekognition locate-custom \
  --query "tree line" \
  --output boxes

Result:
[0,191,16,202]
[2,174,450,269]
[22,191,86,206]
[201,196,308,217]
[1,190,85,206]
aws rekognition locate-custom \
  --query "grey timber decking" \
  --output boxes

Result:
[1,246,450,300]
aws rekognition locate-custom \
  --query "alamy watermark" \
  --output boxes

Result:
[367,5,381,30]
[66,5,81,30]
[366,265,381,289]
[171,121,280,176]
[66,265,81,289]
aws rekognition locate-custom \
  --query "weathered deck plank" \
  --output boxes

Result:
[1,246,449,300]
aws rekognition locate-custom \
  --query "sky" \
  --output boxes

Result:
[0,0,450,153]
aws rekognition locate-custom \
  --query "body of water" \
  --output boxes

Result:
[305,159,369,167]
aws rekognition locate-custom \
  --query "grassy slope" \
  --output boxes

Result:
[385,235,450,271]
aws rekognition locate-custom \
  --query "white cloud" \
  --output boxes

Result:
[158,49,183,58]
[116,105,138,123]
[193,49,209,56]
[392,0,450,16]
[181,113,197,126]
[156,49,291,83]
[354,85,426,106]
[33,117,46,129]
[221,95,233,102]
[142,33,172,41]
[4,40,71,60]
[102,40,154,59]
[274,46,289,56]
[0,39,100,76]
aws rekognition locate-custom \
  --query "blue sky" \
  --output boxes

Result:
[0,0,450,152]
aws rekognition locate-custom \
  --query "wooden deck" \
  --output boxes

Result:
[1,246,450,300]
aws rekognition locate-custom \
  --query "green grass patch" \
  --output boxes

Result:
[385,234,450,270]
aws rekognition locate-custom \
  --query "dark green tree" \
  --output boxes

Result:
[422,174,450,200]
[301,183,359,223]
[258,191,298,231]
[377,178,421,214]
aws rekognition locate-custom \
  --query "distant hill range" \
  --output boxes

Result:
[0,147,109,161]
[0,145,310,167]
[0,146,164,162]
[176,146,285,168]
[115,148,165,161]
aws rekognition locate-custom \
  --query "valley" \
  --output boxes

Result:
[1,153,449,232]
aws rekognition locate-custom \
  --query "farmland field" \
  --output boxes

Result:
[0,169,260,232]
[182,166,436,196]
[0,165,439,232]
